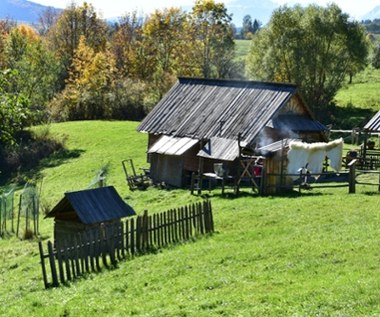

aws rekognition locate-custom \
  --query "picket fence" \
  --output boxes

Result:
[38,200,213,288]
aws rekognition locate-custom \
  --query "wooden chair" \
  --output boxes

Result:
[121,159,150,191]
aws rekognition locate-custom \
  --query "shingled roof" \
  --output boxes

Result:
[138,77,321,144]
[46,186,136,224]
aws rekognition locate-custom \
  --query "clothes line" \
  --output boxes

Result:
[287,138,344,179]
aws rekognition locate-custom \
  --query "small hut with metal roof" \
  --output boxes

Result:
[138,77,327,191]
[360,110,380,169]
[46,186,135,244]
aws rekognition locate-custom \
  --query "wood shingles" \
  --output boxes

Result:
[138,78,298,144]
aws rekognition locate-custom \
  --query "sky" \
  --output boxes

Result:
[31,0,380,20]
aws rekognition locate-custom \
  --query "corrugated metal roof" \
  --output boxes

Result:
[46,186,136,224]
[364,110,380,132]
[270,114,326,132]
[148,135,198,155]
[256,138,299,155]
[138,78,302,144]
[197,137,247,161]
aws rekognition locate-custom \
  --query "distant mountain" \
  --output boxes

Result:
[362,5,380,21]
[0,0,61,24]
[226,0,277,26]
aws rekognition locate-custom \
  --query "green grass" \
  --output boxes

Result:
[335,66,380,111]
[235,39,251,59]
[1,121,380,316]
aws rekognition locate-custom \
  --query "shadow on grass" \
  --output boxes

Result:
[0,148,85,186]
[321,104,375,130]
[209,191,259,200]
[363,191,380,196]
[189,186,332,200]
[39,148,84,169]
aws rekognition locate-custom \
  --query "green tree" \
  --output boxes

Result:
[241,15,252,39]
[246,4,369,117]
[4,25,61,122]
[372,44,380,69]
[0,70,31,148]
[189,0,235,78]
[252,19,261,34]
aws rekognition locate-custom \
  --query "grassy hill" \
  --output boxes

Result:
[335,66,380,110]
[1,121,380,316]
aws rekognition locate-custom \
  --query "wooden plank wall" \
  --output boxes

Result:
[38,200,213,288]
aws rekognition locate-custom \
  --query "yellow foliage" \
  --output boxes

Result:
[15,24,39,42]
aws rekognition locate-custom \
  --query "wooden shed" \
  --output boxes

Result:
[45,186,136,244]
[361,110,380,169]
[138,77,327,189]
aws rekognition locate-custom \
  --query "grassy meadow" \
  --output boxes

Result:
[335,66,380,110]
[1,121,380,316]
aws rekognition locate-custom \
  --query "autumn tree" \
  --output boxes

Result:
[189,0,235,78]
[140,7,193,97]
[50,36,115,120]
[0,20,16,69]
[46,1,108,80]
[246,4,369,117]
[110,11,144,75]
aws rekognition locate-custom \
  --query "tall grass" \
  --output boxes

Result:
[1,121,380,316]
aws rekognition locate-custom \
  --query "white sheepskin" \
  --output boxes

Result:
[326,138,343,171]
[287,145,309,175]
[287,138,343,178]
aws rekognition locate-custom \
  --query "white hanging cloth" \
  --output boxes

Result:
[287,138,344,179]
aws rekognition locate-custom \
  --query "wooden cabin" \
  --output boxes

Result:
[138,77,327,191]
[45,186,136,245]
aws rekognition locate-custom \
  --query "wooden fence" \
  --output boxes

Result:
[38,200,213,288]
[265,160,380,194]
[347,160,380,193]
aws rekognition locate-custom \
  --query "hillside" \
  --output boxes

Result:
[1,121,380,316]
[362,5,380,21]
[0,0,61,24]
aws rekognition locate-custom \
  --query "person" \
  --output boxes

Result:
[253,156,264,177]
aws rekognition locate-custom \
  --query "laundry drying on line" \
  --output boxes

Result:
[287,138,344,178]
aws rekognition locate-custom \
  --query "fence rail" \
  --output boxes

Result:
[265,160,380,194]
[38,200,213,288]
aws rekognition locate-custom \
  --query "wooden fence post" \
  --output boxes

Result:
[348,160,357,194]
[142,210,149,250]
[55,242,65,284]
[208,200,214,233]
[130,218,135,256]
[38,241,49,289]
[47,241,59,287]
